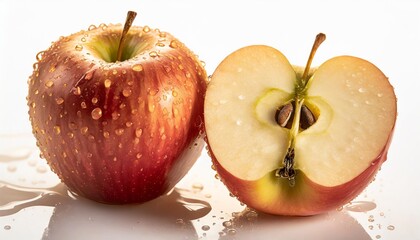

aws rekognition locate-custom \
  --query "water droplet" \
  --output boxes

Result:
[135,128,143,138]
[369,225,374,230]
[222,221,232,228]
[67,132,74,138]
[368,215,375,222]
[92,97,98,104]
[81,102,87,109]
[358,87,366,93]
[104,79,112,88]
[201,225,210,231]
[81,126,89,135]
[36,51,45,61]
[53,126,61,135]
[185,72,191,78]
[143,26,150,33]
[45,80,54,88]
[227,229,236,235]
[159,32,166,38]
[103,131,110,138]
[55,97,64,105]
[73,87,81,95]
[156,42,165,47]
[4,225,11,230]
[169,40,178,48]
[88,24,97,31]
[345,201,377,212]
[192,183,204,191]
[387,225,395,231]
[112,112,120,120]
[132,64,143,72]
[136,153,142,159]
[125,121,133,127]
[149,51,158,58]
[100,23,108,30]
[172,90,178,97]
[161,134,167,140]
[375,235,381,239]
[81,37,86,42]
[115,128,124,136]
[91,107,102,120]
[123,88,132,97]
[75,44,83,51]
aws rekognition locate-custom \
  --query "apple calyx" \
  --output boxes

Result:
[274,33,326,187]
[117,11,137,62]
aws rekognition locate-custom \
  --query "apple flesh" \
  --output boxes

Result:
[27,23,207,204]
[204,45,396,216]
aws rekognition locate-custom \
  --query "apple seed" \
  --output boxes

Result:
[275,102,293,128]
[275,102,316,130]
[300,105,316,130]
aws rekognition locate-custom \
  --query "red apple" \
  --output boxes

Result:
[27,12,207,204]
[204,34,397,216]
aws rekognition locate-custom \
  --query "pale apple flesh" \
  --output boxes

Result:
[204,45,396,215]
[27,24,207,203]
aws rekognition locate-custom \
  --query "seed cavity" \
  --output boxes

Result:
[275,101,317,130]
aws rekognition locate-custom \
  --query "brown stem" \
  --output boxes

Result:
[301,33,326,87]
[116,11,137,62]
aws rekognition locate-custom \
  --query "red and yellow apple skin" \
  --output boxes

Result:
[209,131,393,216]
[27,24,207,204]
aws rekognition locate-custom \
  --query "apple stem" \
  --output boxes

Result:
[300,33,326,89]
[116,11,137,62]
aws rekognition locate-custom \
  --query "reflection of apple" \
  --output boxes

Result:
[218,207,371,240]
[42,188,210,240]
[205,34,397,215]
[27,12,207,204]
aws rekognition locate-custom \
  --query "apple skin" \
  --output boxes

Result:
[27,24,207,204]
[208,129,394,216]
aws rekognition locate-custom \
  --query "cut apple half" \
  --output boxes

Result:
[204,34,397,215]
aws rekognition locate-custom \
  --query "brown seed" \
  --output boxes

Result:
[300,105,316,129]
[275,102,294,128]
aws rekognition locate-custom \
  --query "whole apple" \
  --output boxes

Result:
[204,34,397,216]
[27,13,207,204]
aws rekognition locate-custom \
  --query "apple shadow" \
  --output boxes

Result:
[41,187,211,240]
[218,208,371,240]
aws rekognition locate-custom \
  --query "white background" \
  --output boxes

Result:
[1,0,419,239]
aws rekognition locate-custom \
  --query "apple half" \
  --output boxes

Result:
[204,36,397,216]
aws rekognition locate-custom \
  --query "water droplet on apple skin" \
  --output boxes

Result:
[75,44,83,51]
[132,64,143,72]
[91,107,103,120]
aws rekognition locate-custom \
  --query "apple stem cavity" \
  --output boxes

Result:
[116,11,137,62]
